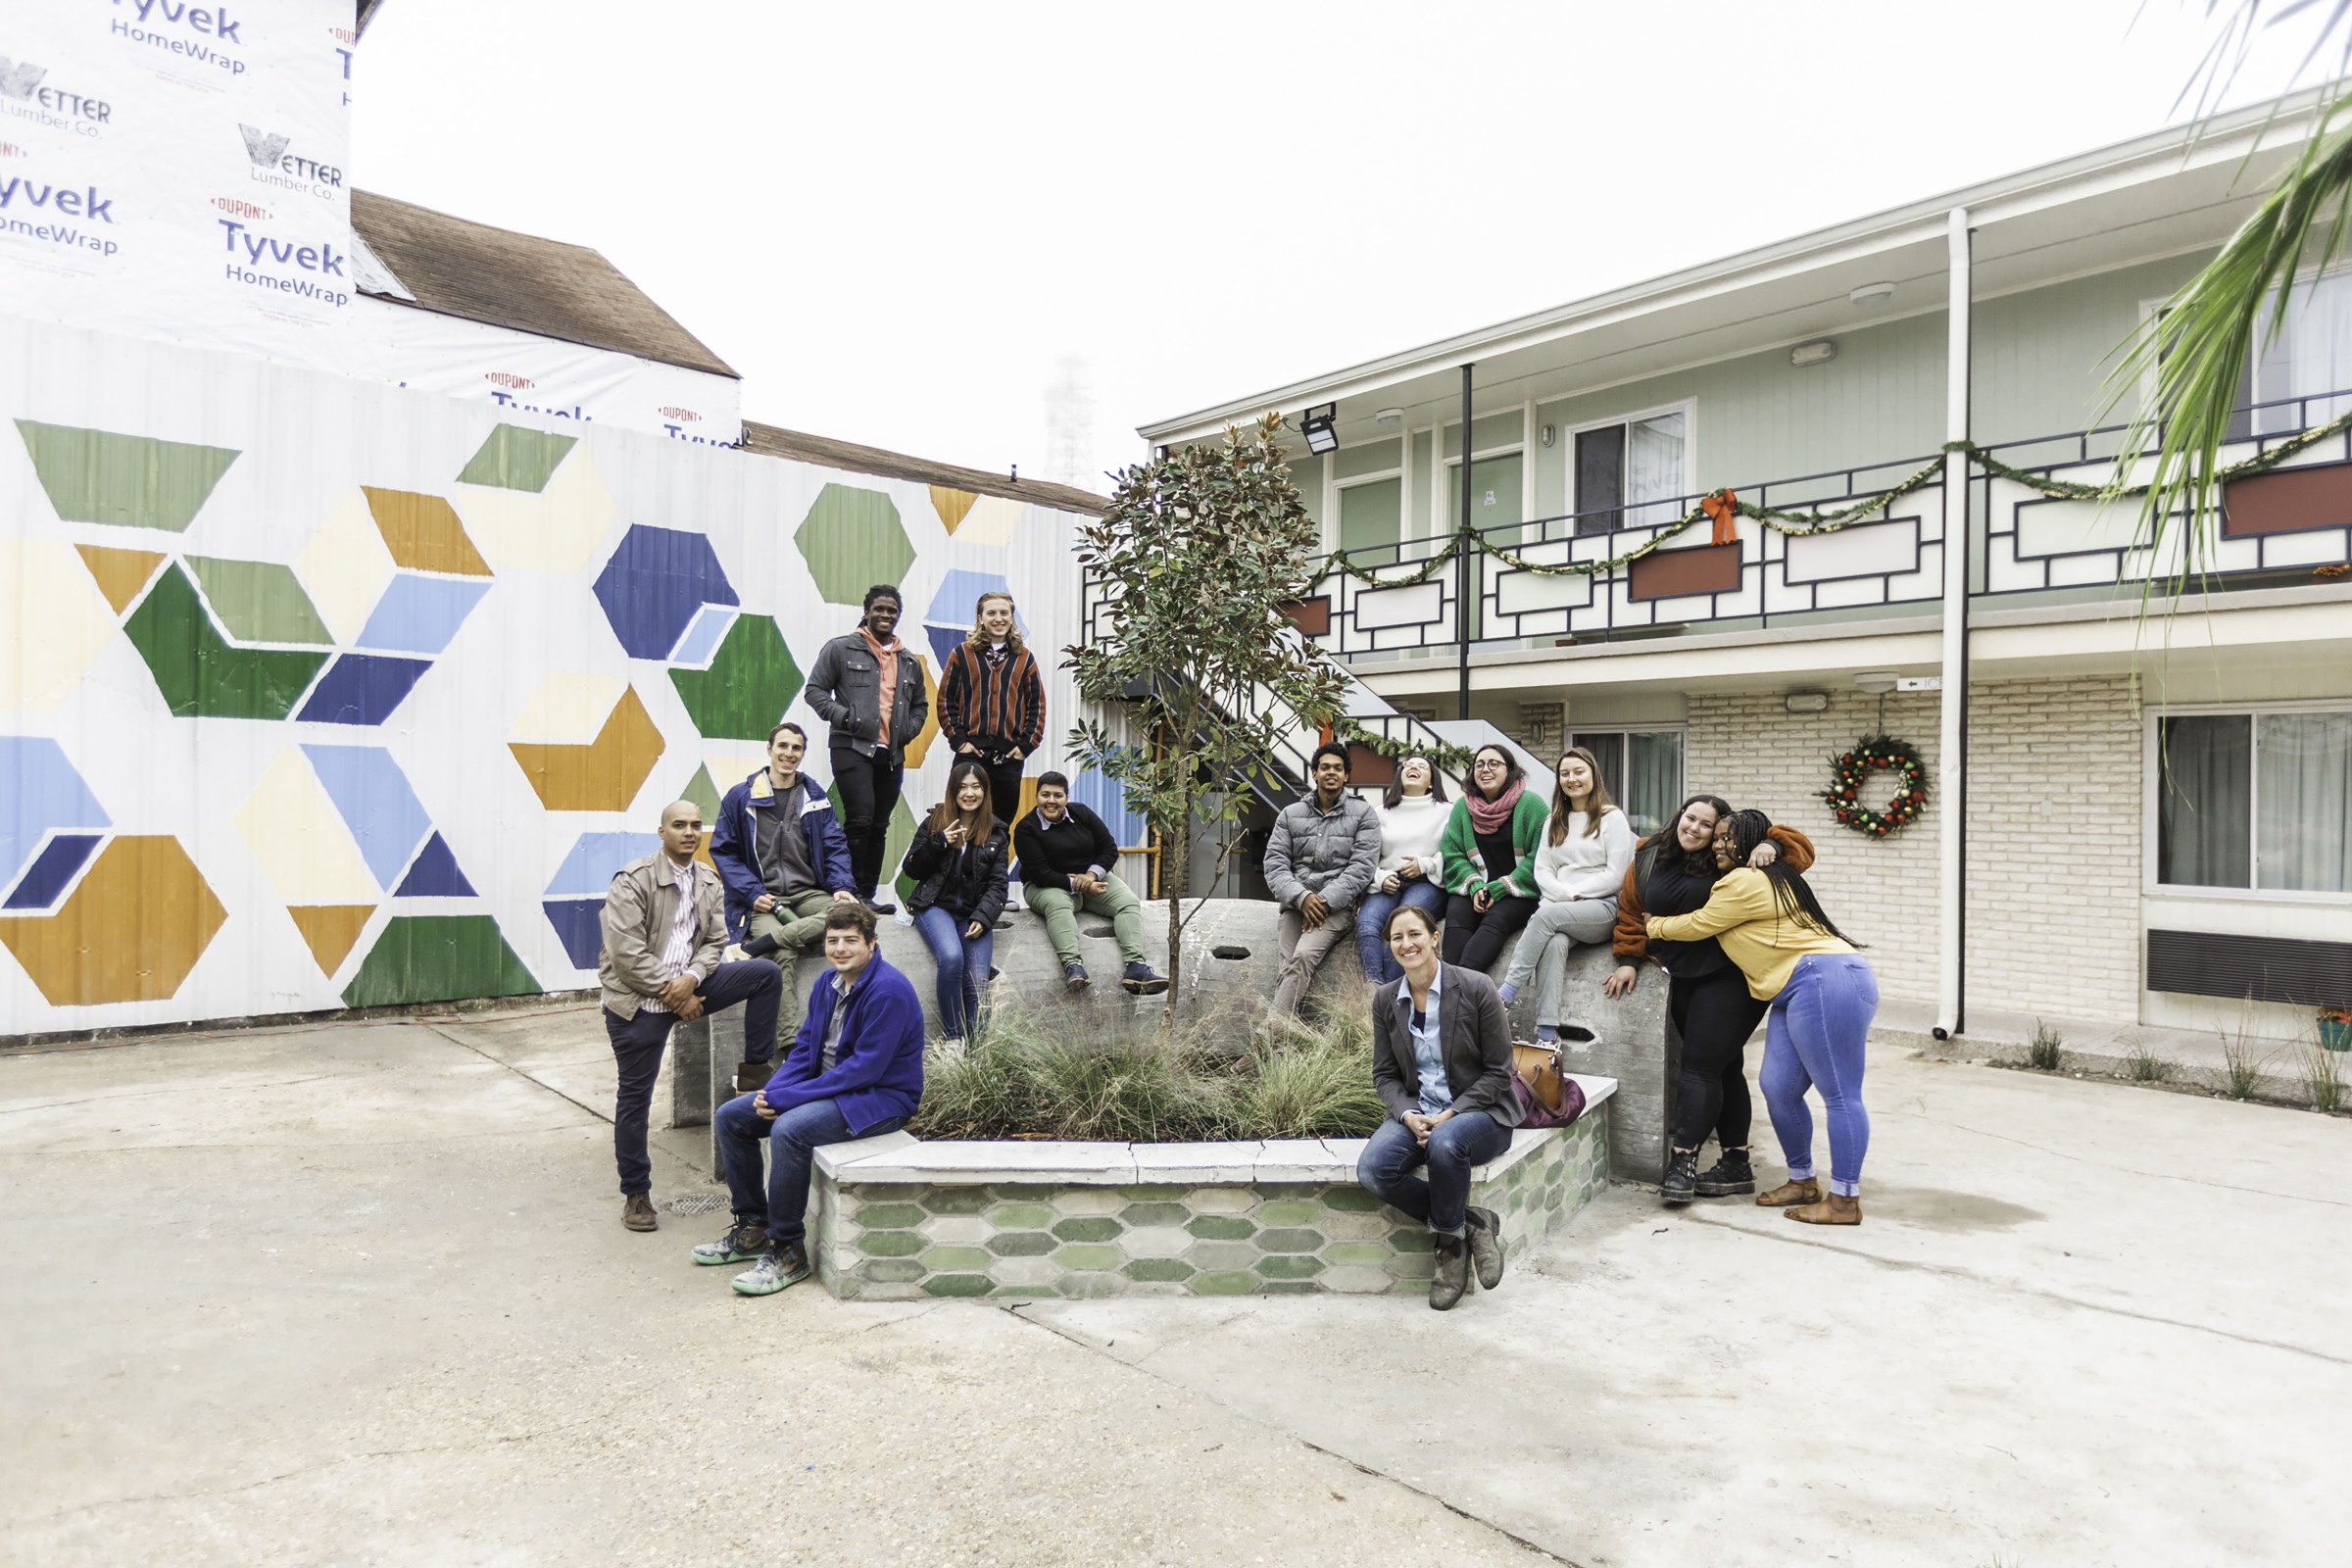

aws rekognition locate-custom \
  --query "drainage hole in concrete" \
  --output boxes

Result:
[666,1193,727,1216]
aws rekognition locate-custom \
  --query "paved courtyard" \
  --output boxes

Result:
[3,1004,2346,1567]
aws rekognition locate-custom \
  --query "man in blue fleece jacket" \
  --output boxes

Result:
[693,901,926,1295]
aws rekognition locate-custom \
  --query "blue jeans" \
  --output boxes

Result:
[714,1093,907,1249]
[912,905,995,1038]
[1354,879,1446,986]
[1760,953,1879,1198]
[1355,1110,1511,1236]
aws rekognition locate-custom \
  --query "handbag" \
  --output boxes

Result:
[1510,1042,1586,1128]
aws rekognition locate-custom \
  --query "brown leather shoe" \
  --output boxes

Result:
[622,1193,659,1232]
[1756,1177,1822,1208]
[1785,1194,1863,1225]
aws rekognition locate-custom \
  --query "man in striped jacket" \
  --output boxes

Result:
[939,590,1046,825]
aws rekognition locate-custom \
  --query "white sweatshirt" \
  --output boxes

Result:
[1374,794,1449,881]
[1533,807,1637,902]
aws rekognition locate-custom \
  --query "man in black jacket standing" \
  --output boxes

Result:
[1012,771,1167,995]
[803,584,928,912]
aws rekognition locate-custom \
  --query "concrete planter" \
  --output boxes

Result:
[803,1075,1616,1300]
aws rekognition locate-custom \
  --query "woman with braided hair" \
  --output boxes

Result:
[1643,808,1878,1226]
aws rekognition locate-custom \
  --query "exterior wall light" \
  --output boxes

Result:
[1790,340,1838,368]
[1540,423,1557,448]
[1376,408,1404,425]
[1849,281,1896,307]
[1784,690,1831,713]
[1301,403,1339,454]
[1854,670,1898,694]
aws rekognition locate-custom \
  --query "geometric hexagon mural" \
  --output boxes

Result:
[901,657,942,768]
[450,429,616,574]
[1,737,112,900]
[3,540,122,712]
[667,613,802,739]
[929,487,978,532]
[926,569,1024,634]
[0,836,227,1004]
[541,829,659,971]
[14,418,239,531]
[594,523,740,660]
[120,563,332,720]
[361,486,494,577]
[74,544,166,613]
[506,676,665,811]
[939,493,1024,547]
[456,423,576,493]
[299,490,398,643]
[340,914,538,1008]
[795,483,914,605]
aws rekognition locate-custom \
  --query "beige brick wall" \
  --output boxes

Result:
[1685,675,2141,1017]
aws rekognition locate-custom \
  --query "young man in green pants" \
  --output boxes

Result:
[1012,771,1168,995]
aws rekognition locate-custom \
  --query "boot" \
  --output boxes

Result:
[1695,1148,1756,1198]
[1463,1206,1505,1290]
[622,1193,658,1232]
[1429,1233,1471,1311]
[734,1061,770,1095]
[1661,1147,1699,1205]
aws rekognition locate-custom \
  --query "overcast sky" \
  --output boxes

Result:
[352,1,2326,489]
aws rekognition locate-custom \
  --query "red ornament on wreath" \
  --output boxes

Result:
[1817,732,1929,839]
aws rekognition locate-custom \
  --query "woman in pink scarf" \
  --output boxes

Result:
[1435,744,1550,973]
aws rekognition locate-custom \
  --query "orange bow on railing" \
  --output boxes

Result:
[1701,490,1739,547]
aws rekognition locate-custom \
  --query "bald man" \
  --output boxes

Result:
[598,800,782,1232]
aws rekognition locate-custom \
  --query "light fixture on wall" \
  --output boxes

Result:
[1853,670,1898,695]
[1540,423,1557,448]
[1790,340,1838,368]
[1849,281,1896,308]
[1300,403,1339,454]
[1376,407,1404,425]
[1784,690,1831,713]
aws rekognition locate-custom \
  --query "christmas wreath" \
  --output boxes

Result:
[1820,734,1928,838]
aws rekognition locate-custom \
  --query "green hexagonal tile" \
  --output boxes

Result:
[919,1245,993,1272]
[1118,1185,1189,1201]
[1121,1257,1196,1283]
[1184,1214,1254,1242]
[921,1273,993,1298]
[916,1187,994,1215]
[1053,1245,1123,1271]
[1254,1200,1323,1227]
[1050,1188,1126,1216]
[1253,1227,1324,1254]
[1388,1228,1436,1252]
[1320,1242,1393,1267]
[1189,1271,1260,1297]
[986,1202,1056,1231]
[858,1258,929,1284]
[856,1202,926,1230]
[1185,1186,1257,1213]
[1385,1252,1437,1280]
[794,484,914,605]
[1320,1186,1384,1212]
[670,614,803,741]
[850,1183,923,1202]
[1119,1201,1189,1228]
[985,1231,1055,1257]
[1183,1240,1260,1272]
[1319,1265,1396,1295]
[1057,1272,1121,1299]
[1254,1254,1326,1280]
[858,1230,925,1258]
[986,1254,1060,1290]
[1052,1216,1122,1244]
[1260,1281,1322,1296]
[990,1185,1059,1204]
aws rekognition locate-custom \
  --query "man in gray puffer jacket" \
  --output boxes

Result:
[1263,742,1383,1015]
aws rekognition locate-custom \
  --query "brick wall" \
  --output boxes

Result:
[1685,675,2141,1018]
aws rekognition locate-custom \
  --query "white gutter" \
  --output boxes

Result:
[1936,207,1971,1040]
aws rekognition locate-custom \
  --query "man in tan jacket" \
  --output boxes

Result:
[599,800,782,1232]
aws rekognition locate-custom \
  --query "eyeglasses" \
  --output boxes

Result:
[1475,759,1505,770]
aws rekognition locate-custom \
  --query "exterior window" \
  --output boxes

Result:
[2231,268,2352,436]
[1570,728,1685,838]
[1337,477,1402,556]
[2156,709,2352,894]
[1573,411,1687,535]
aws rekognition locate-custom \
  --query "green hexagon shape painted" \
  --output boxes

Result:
[669,615,803,740]
[456,423,576,492]
[794,484,913,605]
[187,556,332,646]
[341,915,539,1008]
[16,419,239,531]
[123,564,330,719]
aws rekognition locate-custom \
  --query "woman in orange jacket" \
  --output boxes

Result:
[1606,794,1815,1206]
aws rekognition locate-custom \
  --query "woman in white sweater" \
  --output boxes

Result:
[1497,748,1636,1041]
[1352,753,1450,985]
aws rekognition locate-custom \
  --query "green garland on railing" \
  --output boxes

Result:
[1331,716,1478,775]
[1310,411,2352,590]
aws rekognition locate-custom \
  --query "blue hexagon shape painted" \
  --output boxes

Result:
[1,737,112,894]
[593,525,739,660]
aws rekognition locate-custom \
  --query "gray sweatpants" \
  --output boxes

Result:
[1501,898,1617,1026]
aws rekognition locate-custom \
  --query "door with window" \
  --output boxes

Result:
[1574,411,1689,535]
[1447,452,1522,641]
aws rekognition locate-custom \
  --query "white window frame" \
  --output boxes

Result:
[1565,724,1690,832]
[2136,264,2352,432]
[2141,700,2352,906]
[1331,464,1406,558]
[1564,399,1697,529]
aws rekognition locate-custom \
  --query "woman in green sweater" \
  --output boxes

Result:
[1439,744,1550,972]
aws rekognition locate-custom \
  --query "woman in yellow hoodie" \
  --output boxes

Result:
[1644,808,1878,1225]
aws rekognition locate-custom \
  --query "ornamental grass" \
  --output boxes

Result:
[910,991,1386,1144]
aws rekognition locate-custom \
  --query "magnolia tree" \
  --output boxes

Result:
[1066,414,1349,1003]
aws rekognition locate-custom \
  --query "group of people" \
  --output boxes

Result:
[591,583,1881,1301]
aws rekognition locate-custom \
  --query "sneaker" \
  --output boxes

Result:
[1661,1148,1699,1206]
[1120,962,1170,996]
[691,1217,770,1266]
[1429,1233,1470,1311]
[741,934,781,959]
[1464,1206,1505,1290]
[1496,981,1519,1006]
[864,897,898,916]
[731,1242,811,1296]
[734,1061,770,1095]
[622,1193,658,1232]
[1063,961,1091,994]
[1695,1148,1756,1198]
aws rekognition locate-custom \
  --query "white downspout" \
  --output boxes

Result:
[1936,207,1971,1039]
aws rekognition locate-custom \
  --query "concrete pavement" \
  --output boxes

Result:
[3,1007,2346,1567]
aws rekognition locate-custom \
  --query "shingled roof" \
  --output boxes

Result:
[740,422,1109,515]
[351,190,738,378]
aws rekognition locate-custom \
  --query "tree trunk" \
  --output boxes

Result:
[1161,785,1191,1006]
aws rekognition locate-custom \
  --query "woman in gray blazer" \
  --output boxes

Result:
[1357,902,1525,1310]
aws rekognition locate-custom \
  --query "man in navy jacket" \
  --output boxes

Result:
[693,902,925,1296]
[710,722,858,1084]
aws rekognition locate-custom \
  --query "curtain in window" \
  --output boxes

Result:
[2254,269,2352,431]
[1626,412,1687,529]
[1625,730,1685,840]
[1571,732,1626,804]
[2157,714,2251,887]
[2255,711,2352,894]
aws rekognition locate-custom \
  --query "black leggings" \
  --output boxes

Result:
[830,744,904,896]
[1443,893,1538,972]
[976,754,1024,826]
[1669,968,1769,1152]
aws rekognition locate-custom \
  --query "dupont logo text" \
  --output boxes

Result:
[111,2,249,75]
[240,124,342,195]
[0,173,120,256]
[485,371,534,390]
[210,195,270,220]
[217,216,349,306]
[0,56,115,135]
[658,407,701,422]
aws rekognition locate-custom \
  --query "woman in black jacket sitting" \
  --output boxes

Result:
[901,760,1009,1053]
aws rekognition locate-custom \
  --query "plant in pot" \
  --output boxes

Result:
[2320,1004,2352,1054]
